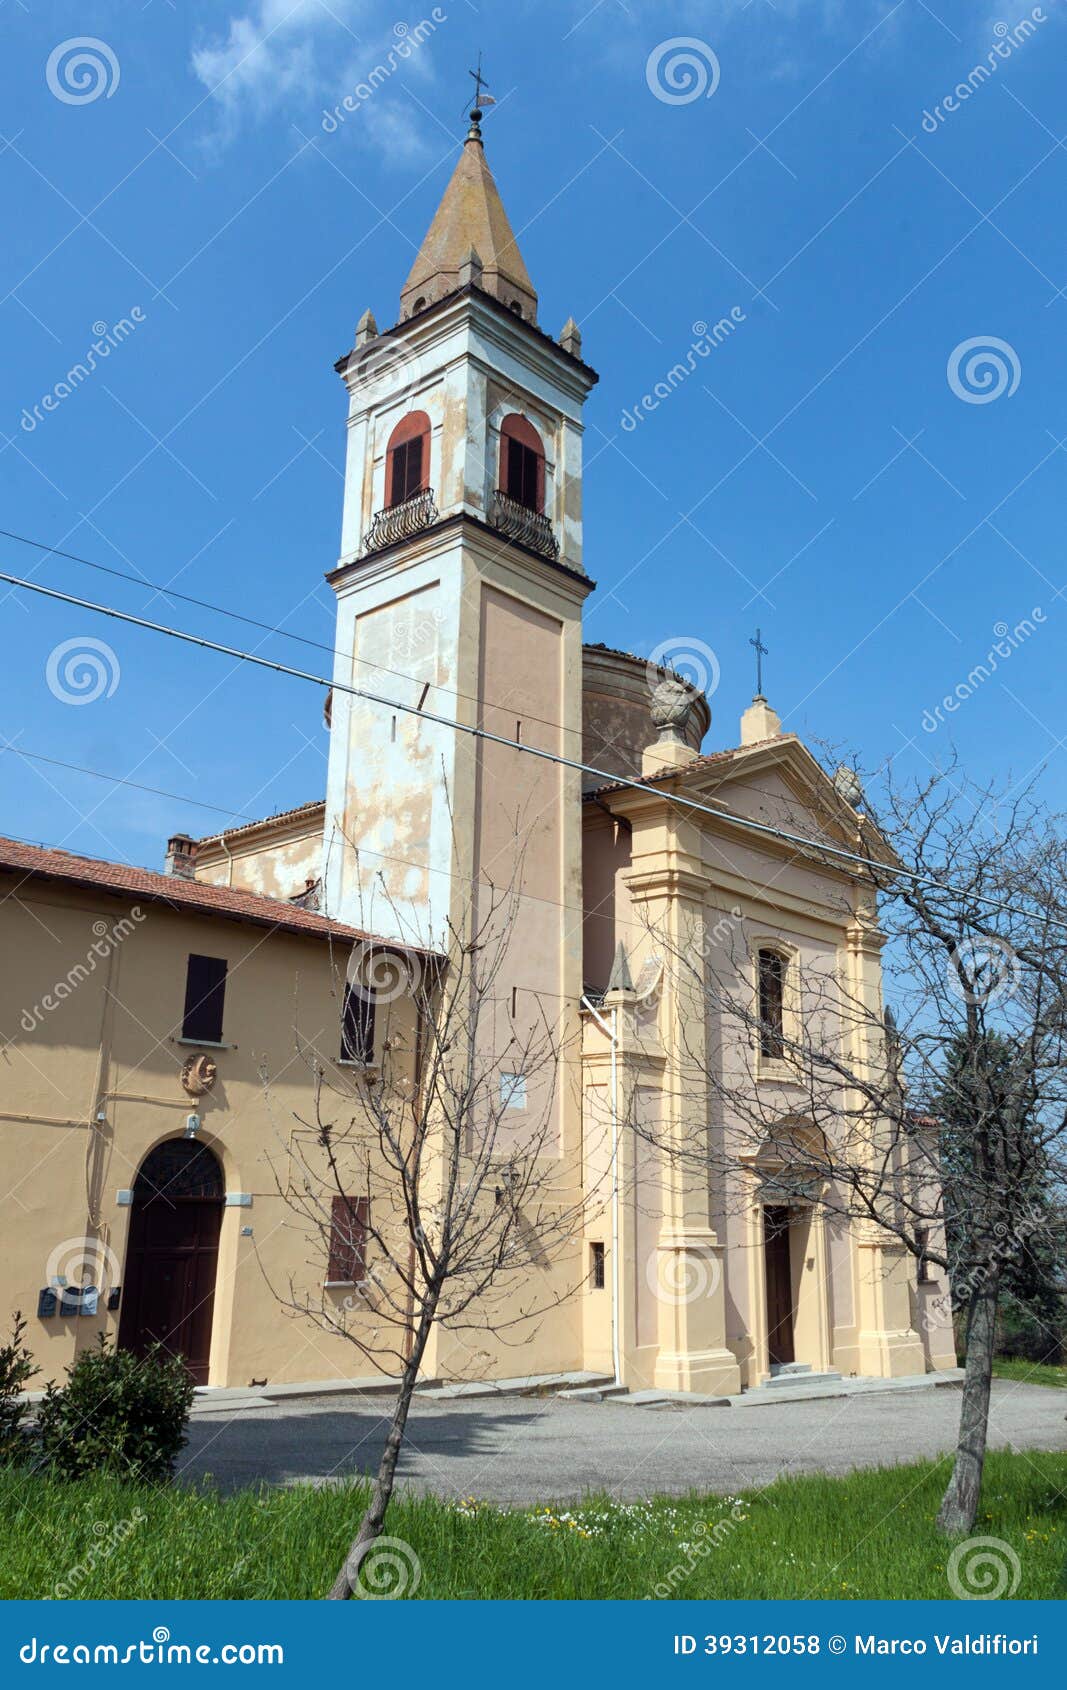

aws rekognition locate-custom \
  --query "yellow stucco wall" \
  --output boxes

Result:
[0,871,411,1389]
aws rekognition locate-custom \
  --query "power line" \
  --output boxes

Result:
[4,744,598,926]
[3,566,1063,940]
[0,523,574,741]
[1,746,262,824]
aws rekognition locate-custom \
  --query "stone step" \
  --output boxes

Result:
[556,1382,629,1403]
[733,1368,964,1408]
[618,1389,732,1410]
[763,1368,842,1388]
[420,1370,615,1402]
[189,1394,277,1415]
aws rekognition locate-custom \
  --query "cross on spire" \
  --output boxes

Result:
[749,626,769,698]
[467,52,495,115]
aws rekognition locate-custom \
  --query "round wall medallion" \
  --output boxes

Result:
[180,1053,218,1098]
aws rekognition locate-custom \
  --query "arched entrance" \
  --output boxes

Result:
[118,1139,224,1385]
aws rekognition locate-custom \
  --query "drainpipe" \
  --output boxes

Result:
[219,832,235,888]
[581,995,622,1391]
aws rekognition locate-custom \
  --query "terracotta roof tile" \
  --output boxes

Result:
[582,735,798,800]
[0,836,437,955]
[195,799,324,849]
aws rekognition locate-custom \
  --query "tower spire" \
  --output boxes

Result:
[399,75,537,324]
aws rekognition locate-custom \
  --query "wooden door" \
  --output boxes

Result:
[118,1141,223,1386]
[764,1205,795,1367]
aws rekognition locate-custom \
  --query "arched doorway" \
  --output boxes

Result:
[118,1139,224,1385]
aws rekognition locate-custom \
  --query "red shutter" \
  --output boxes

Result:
[327,1196,368,1283]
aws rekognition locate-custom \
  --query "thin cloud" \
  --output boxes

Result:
[190,0,443,159]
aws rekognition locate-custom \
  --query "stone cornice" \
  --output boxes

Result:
[335,285,598,412]
[327,510,595,600]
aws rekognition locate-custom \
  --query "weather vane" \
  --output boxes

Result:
[465,52,496,119]
[750,627,769,698]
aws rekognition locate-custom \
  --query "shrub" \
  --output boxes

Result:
[0,1313,38,1460]
[997,1296,1064,1366]
[35,1338,195,1484]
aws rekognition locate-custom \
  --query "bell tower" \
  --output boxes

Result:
[322,109,597,1043]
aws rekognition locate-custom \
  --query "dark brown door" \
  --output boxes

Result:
[118,1140,223,1386]
[764,1205,795,1367]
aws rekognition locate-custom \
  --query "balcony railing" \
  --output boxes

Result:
[488,488,559,561]
[362,487,438,555]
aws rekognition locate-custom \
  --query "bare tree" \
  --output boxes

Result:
[263,874,595,1599]
[640,760,1067,1536]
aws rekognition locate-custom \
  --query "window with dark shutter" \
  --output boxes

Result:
[916,1227,931,1283]
[340,983,376,1066]
[757,949,786,1060]
[182,954,227,1043]
[506,436,540,510]
[389,435,424,506]
[327,1195,368,1284]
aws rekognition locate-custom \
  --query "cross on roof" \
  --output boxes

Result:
[750,627,769,698]
[467,52,495,113]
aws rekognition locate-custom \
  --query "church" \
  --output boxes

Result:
[0,108,955,1397]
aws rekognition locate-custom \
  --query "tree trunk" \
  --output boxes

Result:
[325,1293,439,1600]
[937,1269,1000,1536]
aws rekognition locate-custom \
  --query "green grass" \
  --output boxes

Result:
[992,1357,1067,1390]
[1,1453,1063,1600]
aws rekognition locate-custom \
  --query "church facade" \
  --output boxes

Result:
[0,113,955,1396]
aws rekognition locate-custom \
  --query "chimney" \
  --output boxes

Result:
[165,833,198,880]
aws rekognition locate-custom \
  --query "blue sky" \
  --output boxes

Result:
[2,0,1066,868]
